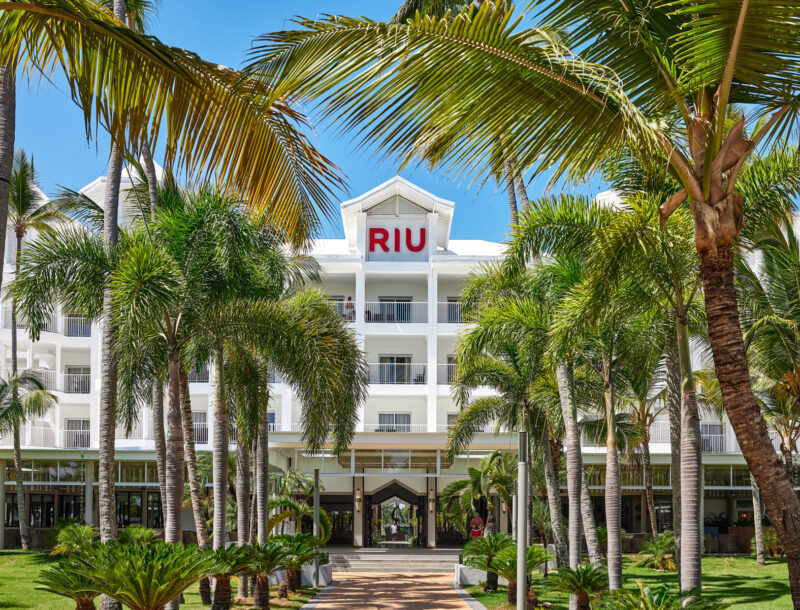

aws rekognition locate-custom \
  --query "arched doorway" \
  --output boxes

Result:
[365,480,425,548]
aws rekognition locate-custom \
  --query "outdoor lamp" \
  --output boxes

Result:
[428,490,435,511]
[355,489,362,511]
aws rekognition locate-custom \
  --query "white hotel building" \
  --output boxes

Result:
[0,176,764,550]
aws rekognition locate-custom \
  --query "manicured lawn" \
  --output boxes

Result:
[466,555,792,609]
[0,550,318,609]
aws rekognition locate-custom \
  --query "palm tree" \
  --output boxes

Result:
[267,496,332,544]
[249,3,800,597]
[246,541,291,610]
[0,370,57,549]
[35,566,100,610]
[546,564,609,610]
[461,532,514,593]
[272,533,322,593]
[467,544,551,605]
[211,546,253,610]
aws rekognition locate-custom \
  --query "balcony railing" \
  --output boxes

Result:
[437,363,456,385]
[63,316,91,337]
[188,368,210,383]
[438,301,464,324]
[649,421,670,444]
[363,423,428,433]
[64,429,91,448]
[367,363,427,384]
[193,423,209,444]
[3,308,57,332]
[27,425,56,447]
[64,373,91,394]
[364,301,427,323]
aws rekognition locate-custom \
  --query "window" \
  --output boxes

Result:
[119,462,146,483]
[446,355,456,383]
[378,413,411,433]
[65,419,90,448]
[59,495,83,521]
[192,412,208,444]
[378,355,411,384]
[29,494,55,528]
[446,297,462,323]
[31,461,58,482]
[4,494,17,527]
[117,491,143,527]
[146,491,163,529]
[64,366,91,393]
[701,422,725,453]
[64,315,91,337]
[188,365,210,383]
[447,413,458,429]
[379,297,411,322]
[268,411,276,431]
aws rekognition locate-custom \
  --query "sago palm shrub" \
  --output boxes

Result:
[211,546,254,610]
[272,533,322,593]
[50,523,97,558]
[600,581,723,609]
[546,563,608,610]
[35,565,100,610]
[462,532,514,593]
[468,544,551,605]
[636,531,677,572]
[246,541,291,609]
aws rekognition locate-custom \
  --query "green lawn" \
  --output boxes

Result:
[466,555,792,609]
[0,550,318,609]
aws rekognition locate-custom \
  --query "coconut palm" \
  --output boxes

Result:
[35,566,100,610]
[546,563,609,610]
[246,541,291,610]
[462,532,514,593]
[467,543,551,605]
[249,2,800,597]
[211,546,253,610]
[0,370,57,549]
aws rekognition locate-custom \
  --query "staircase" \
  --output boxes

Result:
[328,550,461,573]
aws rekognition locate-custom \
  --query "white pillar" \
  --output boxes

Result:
[281,387,293,432]
[84,460,95,526]
[0,460,5,549]
[25,339,32,369]
[353,475,364,547]
[55,344,62,389]
[517,431,528,610]
[426,268,438,432]
[426,477,436,548]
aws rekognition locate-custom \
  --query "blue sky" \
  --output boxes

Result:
[14,0,603,243]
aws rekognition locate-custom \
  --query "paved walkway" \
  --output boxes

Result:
[303,572,482,609]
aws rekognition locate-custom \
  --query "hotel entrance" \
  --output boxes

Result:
[363,481,426,548]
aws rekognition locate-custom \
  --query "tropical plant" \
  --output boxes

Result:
[546,563,609,610]
[600,581,725,609]
[50,523,97,557]
[211,545,254,610]
[245,541,291,609]
[272,533,322,593]
[462,532,514,593]
[35,564,100,610]
[267,494,333,545]
[250,1,800,598]
[636,531,677,572]
[468,543,551,604]
[116,525,160,546]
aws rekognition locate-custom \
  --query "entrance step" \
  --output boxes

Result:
[327,551,461,573]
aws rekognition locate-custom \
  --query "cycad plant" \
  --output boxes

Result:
[211,546,254,610]
[50,523,97,557]
[246,541,291,609]
[467,543,551,605]
[116,525,160,546]
[35,565,100,610]
[546,563,609,610]
[600,581,723,609]
[272,533,322,593]
[462,532,514,593]
[636,531,677,572]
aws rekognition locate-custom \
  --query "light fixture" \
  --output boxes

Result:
[428,489,436,511]
[354,489,362,511]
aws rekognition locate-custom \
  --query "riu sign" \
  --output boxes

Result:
[368,227,426,253]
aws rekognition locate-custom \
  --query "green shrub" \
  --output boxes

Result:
[636,530,676,572]
[462,533,514,593]
[600,580,726,608]
[752,528,784,558]
[117,525,160,546]
[50,523,97,558]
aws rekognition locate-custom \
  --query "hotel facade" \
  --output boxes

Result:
[0,176,767,549]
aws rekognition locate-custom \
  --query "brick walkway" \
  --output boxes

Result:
[304,572,477,609]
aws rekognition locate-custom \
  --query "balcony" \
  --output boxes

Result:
[30,369,91,394]
[364,301,427,323]
[367,363,427,384]
[63,429,91,448]
[437,363,456,384]
[193,422,209,444]
[437,301,464,323]
[363,423,428,433]
[63,316,91,337]
[3,308,57,333]
[188,367,210,383]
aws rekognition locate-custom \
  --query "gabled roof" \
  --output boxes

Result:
[340,176,455,251]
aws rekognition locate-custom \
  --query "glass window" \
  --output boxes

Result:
[146,491,163,529]
[145,462,160,483]
[267,411,276,431]
[119,462,146,483]
[586,465,605,486]
[446,413,458,429]
[651,466,670,487]
[29,494,55,527]
[732,466,750,487]
[621,466,642,487]
[59,495,83,521]
[117,491,143,528]
[64,420,90,448]
[383,450,410,471]
[32,461,58,482]
[378,413,411,432]
[58,461,85,482]
[4,494,17,527]
[377,356,412,384]
[704,466,731,487]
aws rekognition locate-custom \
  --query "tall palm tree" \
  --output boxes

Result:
[248,3,800,597]
[0,371,56,549]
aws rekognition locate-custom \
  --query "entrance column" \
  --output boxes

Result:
[353,476,364,547]
[426,477,436,548]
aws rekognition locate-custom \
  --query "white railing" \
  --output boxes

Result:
[27,425,56,447]
[32,369,58,391]
[63,316,91,337]
[3,308,57,332]
[188,368,210,383]
[701,434,726,454]
[649,421,670,444]
[63,373,91,394]
[438,301,464,323]
[435,423,495,433]
[367,363,427,384]
[193,423,209,444]
[437,363,456,385]
[63,429,91,448]
[364,423,428,433]
[364,301,427,323]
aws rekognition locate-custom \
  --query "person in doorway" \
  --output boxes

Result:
[470,513,484,538]
[345,296,355,320]
[391,520,398,541]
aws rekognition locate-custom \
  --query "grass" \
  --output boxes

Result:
[0,550,318,609]
[466,555,793,609]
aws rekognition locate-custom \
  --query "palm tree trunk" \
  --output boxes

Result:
[752,473,765,565]
[179,370,212,605]
[139,128,159,219]
[541,428,568,567]
[151,380,167,522]
[580,466,603,565]
[256,401,270,542]
[699,244,800,603]
[503,158,519,225]
[248,443,258,594]
[604,379,622,589]
[665,337,681,577]
[211,574,232,610]
[254,575,270,609]
[641,429,658,535]
[556,362,582,574]
[676,317,701,595]
[212,345,228,550]
[484,499,495,535]
[781,439,794,481]
[0,60,14,293]
[164,349,183,610]
[12,422,29,549]
[236,433,251,600]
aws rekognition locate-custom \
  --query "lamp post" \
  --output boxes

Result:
[517,430,528,610]
[313,468,320,588]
